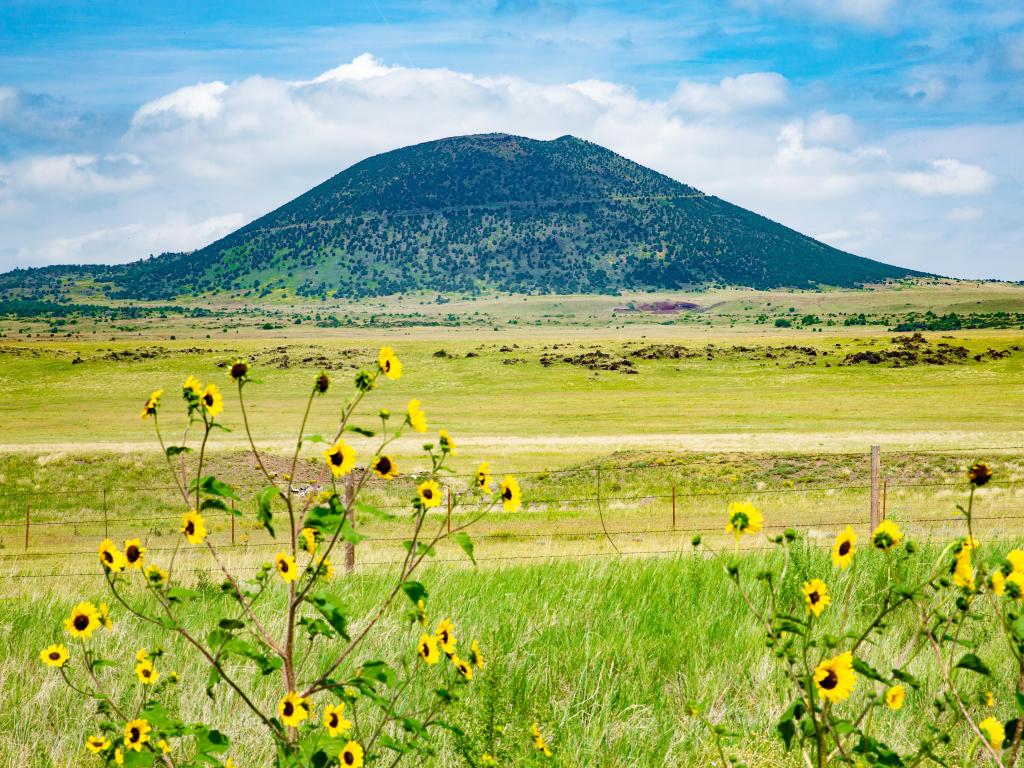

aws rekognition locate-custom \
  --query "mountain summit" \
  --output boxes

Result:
[2,134,925,298]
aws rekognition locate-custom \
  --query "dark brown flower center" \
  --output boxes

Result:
[102,550,114,563]
[423,488,433,499]
[126,546,140,562]
[203,393,214,407]
[49,651,61,660]
[129,727,140,742]
[343,751,355,766]
[819,670,838,690]
[74,614,89,630]
[283,702,294,717]
[502,487,512,500]
[185,521,195,535]
[838,541,851,556]
[330,451,343,466]
[280,561,289,573]
[376,457,392,474]
[808,591,820,604]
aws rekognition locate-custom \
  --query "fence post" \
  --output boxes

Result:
[870,445,881,532]
[231,500,236,546]
[24,496,30,551]
[671,483,676,530]
[447,487,452,534]
[102,488,109,539]
[344,471,357,574]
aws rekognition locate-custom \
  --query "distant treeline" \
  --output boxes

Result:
[0,299,209,319]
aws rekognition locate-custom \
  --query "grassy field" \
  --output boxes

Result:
[3,281,1024,766]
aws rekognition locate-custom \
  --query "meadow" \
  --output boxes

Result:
[3,281,1024,767]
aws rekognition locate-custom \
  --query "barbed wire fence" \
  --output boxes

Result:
[2,445,1023,583]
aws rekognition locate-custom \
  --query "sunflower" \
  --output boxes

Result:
[317,557,334,581]
[435,618,457,657]
[831,526,857,570]
[871,520,903,551]
[531,723,553,757]
[417,633,440,665]
[39,643,69,668]
[315,372,331,393]
[323,439,357,478]
[418,479,442,509]
[415,599,428,627]
[123,538,146,569]
[475,462,493,493]
[145,563,169,586]
[114,748,123,765]
[885,684,905,710]
[299,527,317,555]
[98,539,126,573]
[407,399,427,433]
[229,359,249,382]
[100,602,113,630]
[984,691,995,707]
[123,719,151,752]
[1008,549,1024,573]
[378,346,402,380]
[277,692,311,728]
[470,639,485,669]
[141,389,163,420]
[135,659,159,685]
[500,475,521,512]
[157,739,171,754]
[200,384,223,417]
[339,741,364,768]
[181,510,206,544]
[372,454,399,480]
[802,579,831,617]
[275,552,299,583]
[991,570,1007,596]
[968,461,993,487]
[453,655,474,681]
[65,602,102,639]
[183,375,202,400]
[439,429,457,455]
[952,542,975,590]
[1006,572,1024,599]
[813,651,856,703]
[323,703,352,737]
[136,647,149,662]
[85,735,110,754]
[979,717,1005,750]
[725,501,762,538]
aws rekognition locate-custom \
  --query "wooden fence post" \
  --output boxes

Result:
[671,483,676,530]
[344,471,357,574]
[24,496,30,551]
[870,445,881,532]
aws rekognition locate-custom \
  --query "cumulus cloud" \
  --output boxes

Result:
[0,54,1017,279]
[896,159,994,196]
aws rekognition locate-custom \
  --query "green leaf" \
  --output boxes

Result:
[401,581,428,605]
[346,425,376,437]
[200,498,230,513]
[776,700,804,751]
[205,666,221,699]
[257,485,278,537]
[852,658,888,684]
[355,501,394,520]
[194,726,230,755]
[140,701,175,729]
[190,475,241,500]
[122,750,155,768]
[309,592,350,640]
[298,616,335,639]
[218,618,245,630]
[167,586,200,603]
[303,434,327,444]
[165,446,192,457]
[1016,692,1024,715]
[359,659,397,687]
[222,638,282,675]
[955,653,991,675]
[1005,719,1022,748]
[1011,615,1024,641]
[891,668,923,689]
[451,532,476,565]
[402,541,436,558]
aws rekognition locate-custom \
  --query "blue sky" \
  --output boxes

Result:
[1,0,1022,277]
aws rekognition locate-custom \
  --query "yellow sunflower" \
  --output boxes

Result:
[123,719,151,752]
[475,462,493,493]
[299,527,317,555]
[85,735,110,754]
[135,659,159,685]
[531,723,553,757]
[407,399,427,433]
[140,389,163,420]
[499,475,521,512]
[991,570,1006,596]
[470,639,485,669]
[136,647,148,662]
[65,602,102,639]
[418,479,443,509]
[157,739,171,754]
[275,552,299,583]
[813,651,856,703]
[114,748,123,765]
[725,501,762,538]
[453,655,474,681]
[1007,549,1024,573]
[229,358,249,381]
[417,633,440,665]
[323,703,352,737]
[372,454,399,480]
[339,741,364,768]
[323,439,357,478]
[435,618,457,657]
[979,716,1005,750]
[123,538,146,569]
[952,543,975,590]
[98,539,126,573]
[831,526,857,570]
[1006,572,1024,599]
[200,383,223,417]
[871,520,903,551]
[378,346,403,380]
[39,643,69,668]
[438,429,457,455]
[802,579,831,617]
[317,557,334,581]
[416,598,428,627]
[100,602,113,631]
[183,375,202,400]
[885,685,905,710]
[145,563,168,586]
[277,692,311,728]
[968,461,993,486]
[181,510,206,545]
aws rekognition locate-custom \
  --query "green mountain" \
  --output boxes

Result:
[0,133,927,300]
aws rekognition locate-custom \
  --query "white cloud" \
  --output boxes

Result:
[904,78,949,104]
[734,0,897,27]
[671,72,789,114]
[896,159,994,196]
[0,54,1020,279]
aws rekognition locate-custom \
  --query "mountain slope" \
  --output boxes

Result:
[0,133,927,299]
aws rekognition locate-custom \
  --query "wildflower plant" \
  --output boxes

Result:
[38,348,520,767]
[696,464,1024,767]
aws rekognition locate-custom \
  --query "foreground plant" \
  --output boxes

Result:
[696,462,1024,767]
[37,347,532,767]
